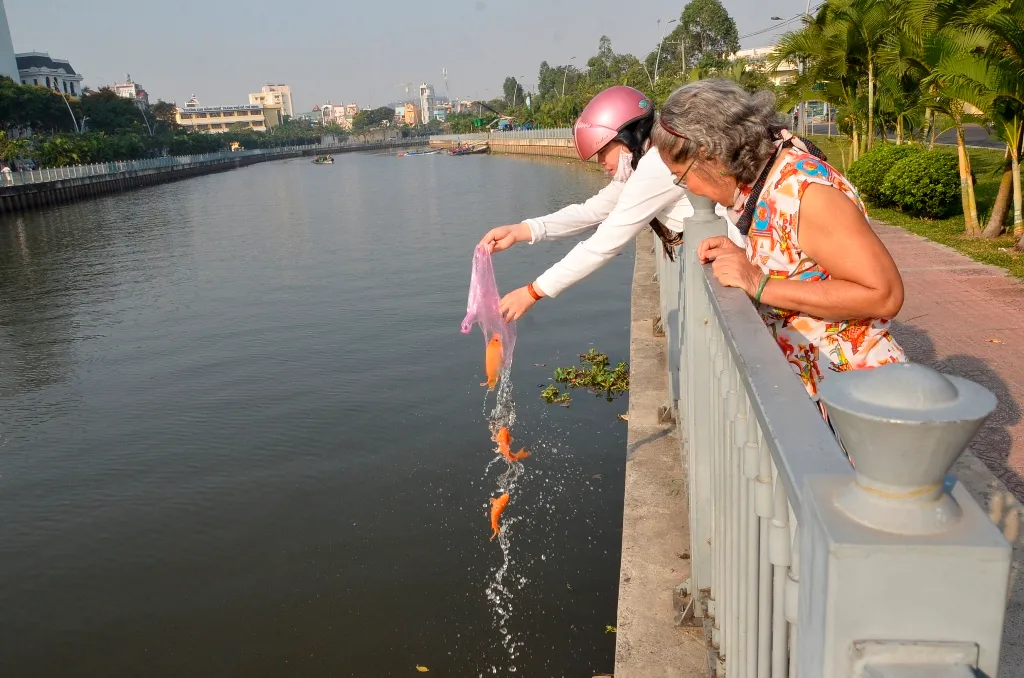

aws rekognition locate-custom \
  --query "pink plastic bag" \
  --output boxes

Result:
[461,244,517,382]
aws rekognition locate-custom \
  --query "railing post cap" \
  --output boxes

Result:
[819,363,997,534]
[683,189,716,218]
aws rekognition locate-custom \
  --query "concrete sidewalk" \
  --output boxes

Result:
[876,221,1024,673]
[877,222,1024,501]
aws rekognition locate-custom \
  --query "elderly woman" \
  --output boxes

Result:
[650,79,906,410]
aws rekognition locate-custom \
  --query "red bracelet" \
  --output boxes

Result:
[527,282,543,301]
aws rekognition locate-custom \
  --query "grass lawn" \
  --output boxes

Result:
[806,134,1024,278]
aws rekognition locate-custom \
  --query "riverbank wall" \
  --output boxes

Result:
[0,139,428,216]
[429,129,588,161]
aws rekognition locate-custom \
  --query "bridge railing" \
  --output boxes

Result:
[661,194,1012,677]
[2,138,424,188]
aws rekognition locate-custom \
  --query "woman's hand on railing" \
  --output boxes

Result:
[699,236,763,298]
[479,223,532,253]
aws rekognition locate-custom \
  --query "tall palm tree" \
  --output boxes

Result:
[882,0,987,234]
[956,0,1024,244]
[772,6,869,159]
[827,0,895,149]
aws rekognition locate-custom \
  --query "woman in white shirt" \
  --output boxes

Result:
[479,85,696,321]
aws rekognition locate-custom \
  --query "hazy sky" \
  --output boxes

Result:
[7,0,813,111]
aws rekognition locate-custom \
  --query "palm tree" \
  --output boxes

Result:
[875,72,923,144]
[880,0,987,234]
[773,8,868,159]
[827,0,894,149]
[955,0,1024,244]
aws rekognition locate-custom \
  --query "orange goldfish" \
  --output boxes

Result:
[490,493,510,540]
[492,427,531,463]
[481,334,503,390]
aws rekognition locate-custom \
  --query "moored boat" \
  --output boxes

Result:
[448,144,490,156]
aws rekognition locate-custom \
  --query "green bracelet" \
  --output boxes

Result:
[753,274,770,304]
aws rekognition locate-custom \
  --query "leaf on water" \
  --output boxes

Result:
[617,413,629,422]
[605,625,617,634]
[416,665,430,672]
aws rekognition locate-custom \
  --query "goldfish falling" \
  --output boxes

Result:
[493,427,531,463]
[480,334,503,390]
[489,493,510,540]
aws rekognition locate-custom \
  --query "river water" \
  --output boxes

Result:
[0,151,635,676]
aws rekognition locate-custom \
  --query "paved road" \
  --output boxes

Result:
[804,122,1004,149]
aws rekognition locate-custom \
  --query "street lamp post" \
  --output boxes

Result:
[654,18,677,84]
[59,90,80,133]
[561,56,576,98]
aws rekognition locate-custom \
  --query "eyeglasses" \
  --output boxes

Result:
[673,157,698,187]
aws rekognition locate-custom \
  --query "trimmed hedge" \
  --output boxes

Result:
[847,144,923,204]
[880,150,961,219]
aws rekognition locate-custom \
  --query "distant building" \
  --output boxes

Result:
[0,1,18,82]
[249,84,294,119]
[418,84,434,125]
[403,103,420,126]
[16,51,84,96]
[175,95,282,133]
[432,105,447,122]
[729,46,798,86]
[345,103,358,118]
[113,74,150,108]
[314,102,353,129]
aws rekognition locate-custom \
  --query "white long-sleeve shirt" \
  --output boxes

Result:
[525,148,742,298]
[526,148,689,298]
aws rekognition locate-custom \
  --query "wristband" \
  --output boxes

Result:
[527,282,543,301]
[753,274,770,304]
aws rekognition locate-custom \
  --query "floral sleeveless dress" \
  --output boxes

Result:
[743,150,906,401]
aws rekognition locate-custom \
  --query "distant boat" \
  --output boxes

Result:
[311,155,334,164]
[398,149,440,157]
[449,144,489,156]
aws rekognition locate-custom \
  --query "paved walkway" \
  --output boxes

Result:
[875,222,1024,500]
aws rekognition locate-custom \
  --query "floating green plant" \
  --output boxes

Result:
[540,349,629,406]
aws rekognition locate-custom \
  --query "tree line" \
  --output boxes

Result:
[443,0,1021,244]
[0,77,336,168]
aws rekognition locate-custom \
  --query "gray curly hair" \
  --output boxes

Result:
[651,79,784,185]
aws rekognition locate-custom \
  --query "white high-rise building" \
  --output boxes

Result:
[0,1,20,82]
[249,84,294,119]
[418,83,434,125]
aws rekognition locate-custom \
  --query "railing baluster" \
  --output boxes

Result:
[785,513,799,678]
[769,472,790,678]
[743,400,760,678]
[710,326,724,666]
[754,433,773,678]
[726,360,741,672]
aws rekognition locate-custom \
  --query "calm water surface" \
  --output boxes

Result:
[0,152,634,676]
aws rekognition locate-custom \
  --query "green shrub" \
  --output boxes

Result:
[846,144,923,204]
[880,151,961,219]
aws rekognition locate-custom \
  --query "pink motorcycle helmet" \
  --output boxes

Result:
[573,86,654,161]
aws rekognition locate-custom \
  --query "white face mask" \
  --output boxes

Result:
[612,150,634,183]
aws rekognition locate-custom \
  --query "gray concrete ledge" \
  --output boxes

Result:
[613,235,708,678]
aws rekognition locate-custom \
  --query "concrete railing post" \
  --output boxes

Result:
[800,363,1011,677]
[681,191,726,601]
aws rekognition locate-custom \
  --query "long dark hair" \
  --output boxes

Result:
[618,112,683,260]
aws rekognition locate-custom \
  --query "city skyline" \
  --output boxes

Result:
[6,0,816,111]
